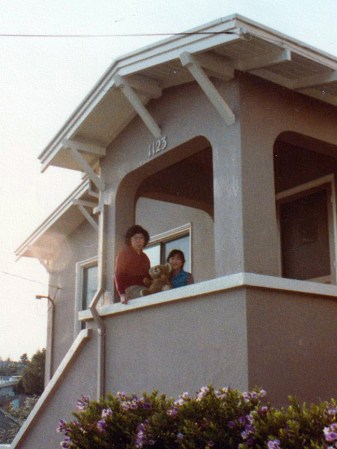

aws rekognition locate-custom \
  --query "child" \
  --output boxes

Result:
[167,249,194,288]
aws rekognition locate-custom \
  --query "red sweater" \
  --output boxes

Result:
[115,246,150,295]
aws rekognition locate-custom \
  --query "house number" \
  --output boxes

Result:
[148,136,167,157]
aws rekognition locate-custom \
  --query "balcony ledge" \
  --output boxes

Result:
[79,272,337,322]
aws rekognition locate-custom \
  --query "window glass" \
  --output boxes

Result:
[82,265,98,309]
[144,232,191,272]
[143,243,161,266]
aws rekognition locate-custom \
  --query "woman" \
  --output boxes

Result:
[167,249,194,288]
[115,225,150,304]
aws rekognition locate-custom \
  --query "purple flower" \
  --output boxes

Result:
[267,439,281,449]
[227,420,236,429]
[167,407,179,417]
[101,407,113,419]
[259,389,267,397]
[117,391,127,399]
[97,419,108,432]
[56,419,70,433]
[258,406,269,416]
[60,435,71,448]
[176,432,184,441]
[324,424,337,442]
[215,388,228,399]
[121,401,131,410]
[239,415,247,425]
[197,386,209,400]
[135,421,151,448]
[76,395,90,411]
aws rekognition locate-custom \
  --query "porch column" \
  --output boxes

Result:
[241,132,280,276]
[212,122,245,277]
[212,126,280,277]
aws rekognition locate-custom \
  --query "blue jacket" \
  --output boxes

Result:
[171,269,194,288]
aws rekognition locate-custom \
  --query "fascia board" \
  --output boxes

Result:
[15,179,90,259]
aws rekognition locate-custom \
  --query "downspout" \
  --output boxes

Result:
[88,198,106,400]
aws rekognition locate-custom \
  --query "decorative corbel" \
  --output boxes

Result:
[180,52,235,126]
[72,199,99,232]
[113,74,162,139]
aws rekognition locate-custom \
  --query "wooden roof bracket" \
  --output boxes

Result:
[113,74,162,139]
[179,51,235,126]
[72,199,99,232]
[62,139,105,191]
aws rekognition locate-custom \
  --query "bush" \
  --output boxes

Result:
[57,386,337,449]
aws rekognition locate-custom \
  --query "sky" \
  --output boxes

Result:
[1,0,337,361]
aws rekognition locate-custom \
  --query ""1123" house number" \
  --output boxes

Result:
[148,136,168,157]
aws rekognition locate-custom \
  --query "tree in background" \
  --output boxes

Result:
[16,349,45,396]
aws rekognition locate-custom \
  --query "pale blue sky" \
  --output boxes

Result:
[1,0,336,360]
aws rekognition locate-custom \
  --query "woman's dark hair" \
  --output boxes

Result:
[125,225,150,247]
[167,249,186,265]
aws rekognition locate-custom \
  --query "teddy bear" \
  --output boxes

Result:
[141,263,172,296]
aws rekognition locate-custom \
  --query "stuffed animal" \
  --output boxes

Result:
[141,263,172,296]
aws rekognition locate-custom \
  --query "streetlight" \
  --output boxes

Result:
[35,295,55,384]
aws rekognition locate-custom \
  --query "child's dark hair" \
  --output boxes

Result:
[125,225,150,247]
[167,249,186,265]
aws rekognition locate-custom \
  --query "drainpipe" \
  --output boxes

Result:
[88,200,106,400]
[35,294,55,384]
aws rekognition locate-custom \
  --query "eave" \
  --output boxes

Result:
[15,179,95,260]
[38,14,337,173]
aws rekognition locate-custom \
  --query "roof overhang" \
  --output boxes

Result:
[15,179,96,261]
[38,14,337,173]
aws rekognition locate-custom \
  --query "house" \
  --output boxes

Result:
[12,14,337,449]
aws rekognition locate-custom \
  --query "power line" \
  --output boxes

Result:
[0,30,239,39]
[0,270,60,289]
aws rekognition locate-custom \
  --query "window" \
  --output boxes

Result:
[276,174,337,283]
[82,263,98,310]
[75,256,98,335]
[143,224,192,272]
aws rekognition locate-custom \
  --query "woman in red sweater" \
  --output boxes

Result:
[115,225,150,304]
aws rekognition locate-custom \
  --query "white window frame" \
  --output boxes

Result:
[276,174,337,284]
[74,256,98,337]
[145,223,192,270]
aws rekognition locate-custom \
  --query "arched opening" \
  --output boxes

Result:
[114,135,215,292]
[274,132,337,283]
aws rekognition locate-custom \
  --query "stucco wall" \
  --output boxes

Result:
[246,288,337,405]
[14,332,97,449]
[105,288,248,397]
[48,220,97,373]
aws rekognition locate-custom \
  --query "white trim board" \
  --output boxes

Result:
[79,272,337,322]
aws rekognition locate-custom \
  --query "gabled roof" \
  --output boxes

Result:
[39,14,337,173]
[15,179,96,260]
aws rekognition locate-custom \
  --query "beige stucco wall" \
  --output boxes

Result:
[105,288,248,397]
[47,220,97,373]
[246,287,337,405]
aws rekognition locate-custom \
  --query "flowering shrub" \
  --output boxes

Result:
[57,386,337,449]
